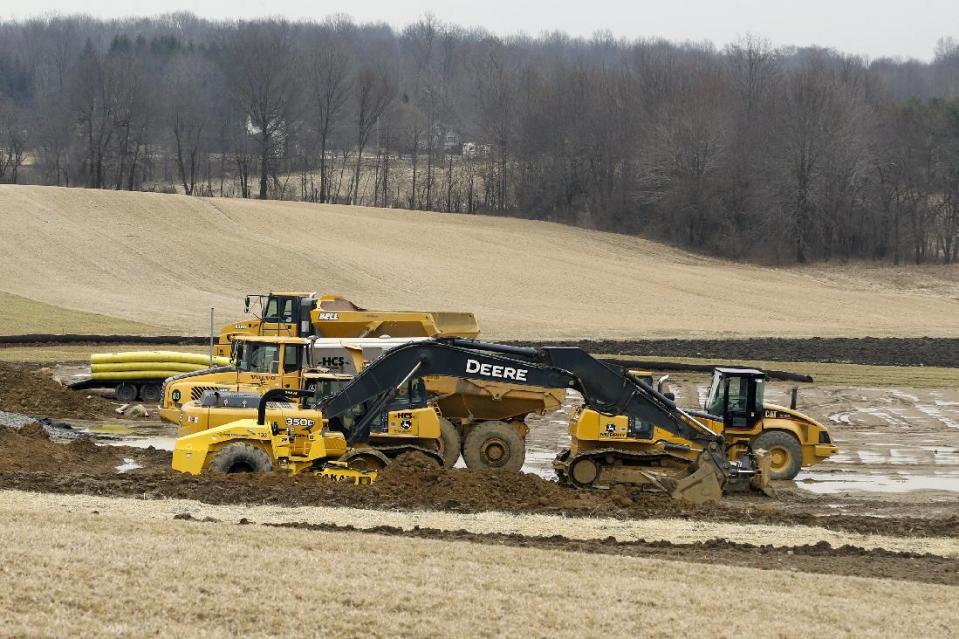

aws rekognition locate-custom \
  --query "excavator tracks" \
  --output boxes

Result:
[553,448,726,504]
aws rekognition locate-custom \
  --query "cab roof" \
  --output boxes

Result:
[269,291,316,297]
[715,367,766,377]
[235,335,309,344]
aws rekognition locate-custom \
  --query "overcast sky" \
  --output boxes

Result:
[2,1,955,61]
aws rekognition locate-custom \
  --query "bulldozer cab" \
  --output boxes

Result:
[704,368,766,430]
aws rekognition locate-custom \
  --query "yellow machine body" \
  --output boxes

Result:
[720,404,837,471]
[177,396,441,442]
[160,336,561,472]
[172,417,349,476]
[214,292,479,357]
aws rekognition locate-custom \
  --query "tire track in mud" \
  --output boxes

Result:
[168,514,959,587]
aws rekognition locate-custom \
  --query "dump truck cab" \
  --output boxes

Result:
[159,335,310,422]
[215,292,317,356]
[702,367,837,479]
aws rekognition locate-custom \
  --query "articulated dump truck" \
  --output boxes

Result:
[161,335,564,470]
[213,292,480,358]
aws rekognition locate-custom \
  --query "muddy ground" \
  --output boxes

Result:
[0,362,115,419]
[0,424,955,539]
[1,425,958,586]
[0,351,956,592]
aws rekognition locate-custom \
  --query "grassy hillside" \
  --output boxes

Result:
[1,185,957,339]
[0,291,162,336]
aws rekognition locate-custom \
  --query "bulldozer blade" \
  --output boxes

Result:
[316,461,378,485]
[639,460,724,505]
[749,449,775,497]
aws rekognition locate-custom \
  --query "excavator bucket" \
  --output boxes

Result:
[641,455,725,505]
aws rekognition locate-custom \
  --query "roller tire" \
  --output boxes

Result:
[115,383,137,403]
[438,418,462,468]
[752,430,803,480]
[208,443,273,474]
[462,421,525,473]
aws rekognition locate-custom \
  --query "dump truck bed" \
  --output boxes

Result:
[311,299,479,339]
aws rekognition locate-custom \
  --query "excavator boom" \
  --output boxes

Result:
[318,338,724,449]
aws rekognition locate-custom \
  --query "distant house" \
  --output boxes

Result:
[442,130,460,153]
[462,142,491,159]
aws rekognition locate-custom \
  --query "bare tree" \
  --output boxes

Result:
[165,55,216,195]
[220,21,300,199]
[308,26,352,203]
[350,64,396,205]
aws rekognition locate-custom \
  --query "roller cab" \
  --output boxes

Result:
[701,368,838,479]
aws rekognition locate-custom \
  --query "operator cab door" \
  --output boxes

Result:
[260,295,300,337]
[279,344,303,390]
[364,378,429,435]
[705,371,764,431]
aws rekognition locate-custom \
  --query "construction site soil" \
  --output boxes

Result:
[1,427,955,541]
[0,362,115,418]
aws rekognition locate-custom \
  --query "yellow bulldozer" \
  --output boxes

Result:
[173,338,776,503]
[213,292,479,358]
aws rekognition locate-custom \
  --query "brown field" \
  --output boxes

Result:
[1,491,956,638]
[1,184,958,339]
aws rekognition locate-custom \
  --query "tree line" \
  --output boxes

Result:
[1,14,958,263]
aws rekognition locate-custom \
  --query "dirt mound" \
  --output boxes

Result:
[0,424,169,474]
[0,362,114,419]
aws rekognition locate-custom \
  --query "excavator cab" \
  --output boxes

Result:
[704,368,766,430]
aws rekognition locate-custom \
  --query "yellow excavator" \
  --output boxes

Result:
[173,338,773,504]
[213,292,479,357]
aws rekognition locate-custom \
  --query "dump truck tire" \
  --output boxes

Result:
[462,421,525,472]
[115,383,138,403]
[208,443,273,474]
[752,430,803,480]
[438,418,461,468]
[139,383,161,403]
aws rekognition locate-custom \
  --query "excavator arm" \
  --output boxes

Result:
[317,338,723,448]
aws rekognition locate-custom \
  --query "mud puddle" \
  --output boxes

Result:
[796,470,959,495]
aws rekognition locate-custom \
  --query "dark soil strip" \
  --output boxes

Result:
[510,337,959,368]
[599,358,813,382]
[6,334,959,367]
[172,514,959,586]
